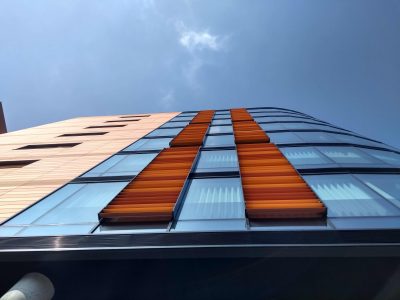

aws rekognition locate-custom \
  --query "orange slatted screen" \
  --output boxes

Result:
[99,146,199,223]
[237,143,326,219]
[170,123,209,147]
[230,108,253,122]
[232,121,270,144]
[190,110,215,124]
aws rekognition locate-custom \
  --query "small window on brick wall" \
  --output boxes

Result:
[16,143,80,150]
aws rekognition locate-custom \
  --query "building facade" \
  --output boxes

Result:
[0,107,399,299]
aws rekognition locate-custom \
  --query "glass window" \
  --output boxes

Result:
[212,119,231,125]
[6,182,129,226]
[268,132,303,144]
[360,149,400,166]
[259,123,286,131]
[171,117,193,122]
[294,132,340,143]
[317,147,380,164]
[304,175,400,217]
[146,128,182,137]
[195,150,239,172]
[175,219,246,231]
[305,124,350,133]
[178,178,245,220]
[208,125,233,134]
[160,121,189,128]
[16,224,96,236]
[179,113,197,117]
[82,153,157,177]
[213,116,230,120]
[280,147,333,166]
[204,135,235,147]
[124,138,172,151]
[333,134,383,147]
[356,174,400,209]
[0,226,23,237]
[281,123,313,130]
[215,111,229,115]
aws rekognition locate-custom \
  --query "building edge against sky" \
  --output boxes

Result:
[0,106,399,299]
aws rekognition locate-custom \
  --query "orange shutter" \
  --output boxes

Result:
[232,121,270,144]
[190,110,215,124]
[230,108,253,122]
[237,143,326,219]
[170,123,209,147]
[99,146,199,223]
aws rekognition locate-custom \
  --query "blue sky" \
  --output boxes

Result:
[0,0,399,147]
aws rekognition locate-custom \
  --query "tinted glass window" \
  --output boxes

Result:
[294,132,340,143]
[317,147,379,164]
[212,119,232,125]
[160,121,189,128]
[82,153,157,177]
[124,138,172,151]
[171,117,193,122]
[204,135,235,147]
[260,123,286,131]
[146,128,182,137]
[304,175,400,217]
[356,175,400,209]
[360,149,400,166]
[280,147,333,166]
[178,178,245,220]
[195,150,239,172]
[208,126,233,134]
[268,132,303,144]
[333,134,383,147]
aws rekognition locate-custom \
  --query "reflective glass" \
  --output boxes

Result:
[356,175,400,209]
[294,132,340,143]
[178,178,245,220]
[195,150,239,172]
[175,219,246,231]
[259,123,286,131]
[208,125,233,134]
[317,147,379,164]
[82,153,157,177]
[160,121,189,128]
[146,128,182,137]
[171,117,193,121]
[124,138,172,151]
[304,175,400,217]
[204,135,235,147]
[333,134,383,147]
[359,149,400,166]
[16,224,95,236]
[268,132,303,144]
[7,182,128,227]
[0,226,23,236]
[212,119,232,125]
[280,147,333,166]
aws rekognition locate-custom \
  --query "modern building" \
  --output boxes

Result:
[0,107,399,299]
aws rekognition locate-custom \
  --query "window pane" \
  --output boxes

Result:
[333,134,383,147]
[304,175,400,217]
[16,224,95,236]
[6,184,84,225]
[204,135,235,147]
[175,219,246,231]
[171,117,193,121]
[160,121,189,128]
[208,125,233,134]
[212,119,231,125]
[356,174,400,209]
[268,132,303,144]
[178,178,245,220]
[294,132,340,143]
[146,128,182,137]
[360,149,400,166]
[280,147,333,166]
[259,123,286,131]
[317,147,379,164]
[195,150,239,172]
[124,138,172,151]
[83,153,157,177]
[0,226,23,236]
[281,123,313,130]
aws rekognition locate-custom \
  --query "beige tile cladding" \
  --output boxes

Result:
[0,112,179,222]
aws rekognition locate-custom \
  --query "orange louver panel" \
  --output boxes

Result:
[170,123,209,147]
[190,110,215,124]
[230,108,253,122]
[237,143,326,219]
[233,120,270,144]
[99,146,199,223]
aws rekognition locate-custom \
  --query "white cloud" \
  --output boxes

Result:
[160,89,176,109]
[176,21,225,52]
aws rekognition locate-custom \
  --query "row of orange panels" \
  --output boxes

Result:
[99,109,326,224]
